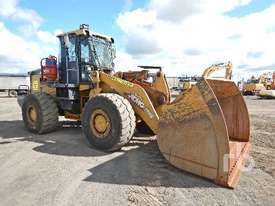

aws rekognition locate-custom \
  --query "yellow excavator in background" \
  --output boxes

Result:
[19,25,251,188]
[202,62,233,80]
[177,63,232,92]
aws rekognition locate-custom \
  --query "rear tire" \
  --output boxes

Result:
[82,93,136,151]
[22,93,59,134]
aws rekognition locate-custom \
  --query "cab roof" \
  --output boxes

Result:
[56,24,114,43]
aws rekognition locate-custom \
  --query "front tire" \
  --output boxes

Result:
[82,93,136,151]
[22,93,59,134]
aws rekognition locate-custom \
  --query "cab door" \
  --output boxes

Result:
[58,35,79,84]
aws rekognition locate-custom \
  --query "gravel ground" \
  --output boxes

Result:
[0,94,274,206]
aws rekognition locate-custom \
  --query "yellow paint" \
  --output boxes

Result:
[94,115,108,133]
[79,84,90,91]
[64,112,80,120]
[152,72,171,103]
[32,80,39,91]
[89,88,102,98]
[29,107,37,122]
[90,109,111,138]
[108,75,134,88]
[99,72,159,134]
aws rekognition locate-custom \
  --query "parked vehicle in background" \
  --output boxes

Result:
[178,76,200,91]
[0,74,30,96]
[242,72,275,96]
[258,71,275,99]
[258,72,275,90]
[17,85,30,106]
[242,76,265,95]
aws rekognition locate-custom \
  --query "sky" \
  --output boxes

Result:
[0,0,274,80]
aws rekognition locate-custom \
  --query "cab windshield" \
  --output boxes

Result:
[80,36,114,70]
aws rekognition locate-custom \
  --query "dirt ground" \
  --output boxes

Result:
[0,95,274,206]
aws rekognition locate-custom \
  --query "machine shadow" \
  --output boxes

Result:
[84,140,217,188]
[0,120,217,188]
[0,120,105,157]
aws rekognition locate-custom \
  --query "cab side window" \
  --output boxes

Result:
[81,39,89,63]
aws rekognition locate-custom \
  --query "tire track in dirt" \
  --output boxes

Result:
[127,186,163,206]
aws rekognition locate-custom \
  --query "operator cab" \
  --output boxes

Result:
[57,24,115,84]
[50,24,116,113]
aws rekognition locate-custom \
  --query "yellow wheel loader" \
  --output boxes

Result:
[257,71,275,99]
[242,73,271,96]
[20,24,251,188]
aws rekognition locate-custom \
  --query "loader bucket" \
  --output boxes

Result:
[157,78,251,188]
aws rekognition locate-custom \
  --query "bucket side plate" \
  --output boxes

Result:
[157,79,251,188]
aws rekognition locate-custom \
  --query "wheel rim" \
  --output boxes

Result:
[28,106,37,123]
[90,109,111,138]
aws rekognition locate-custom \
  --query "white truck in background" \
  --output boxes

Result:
[0,74,30,96]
